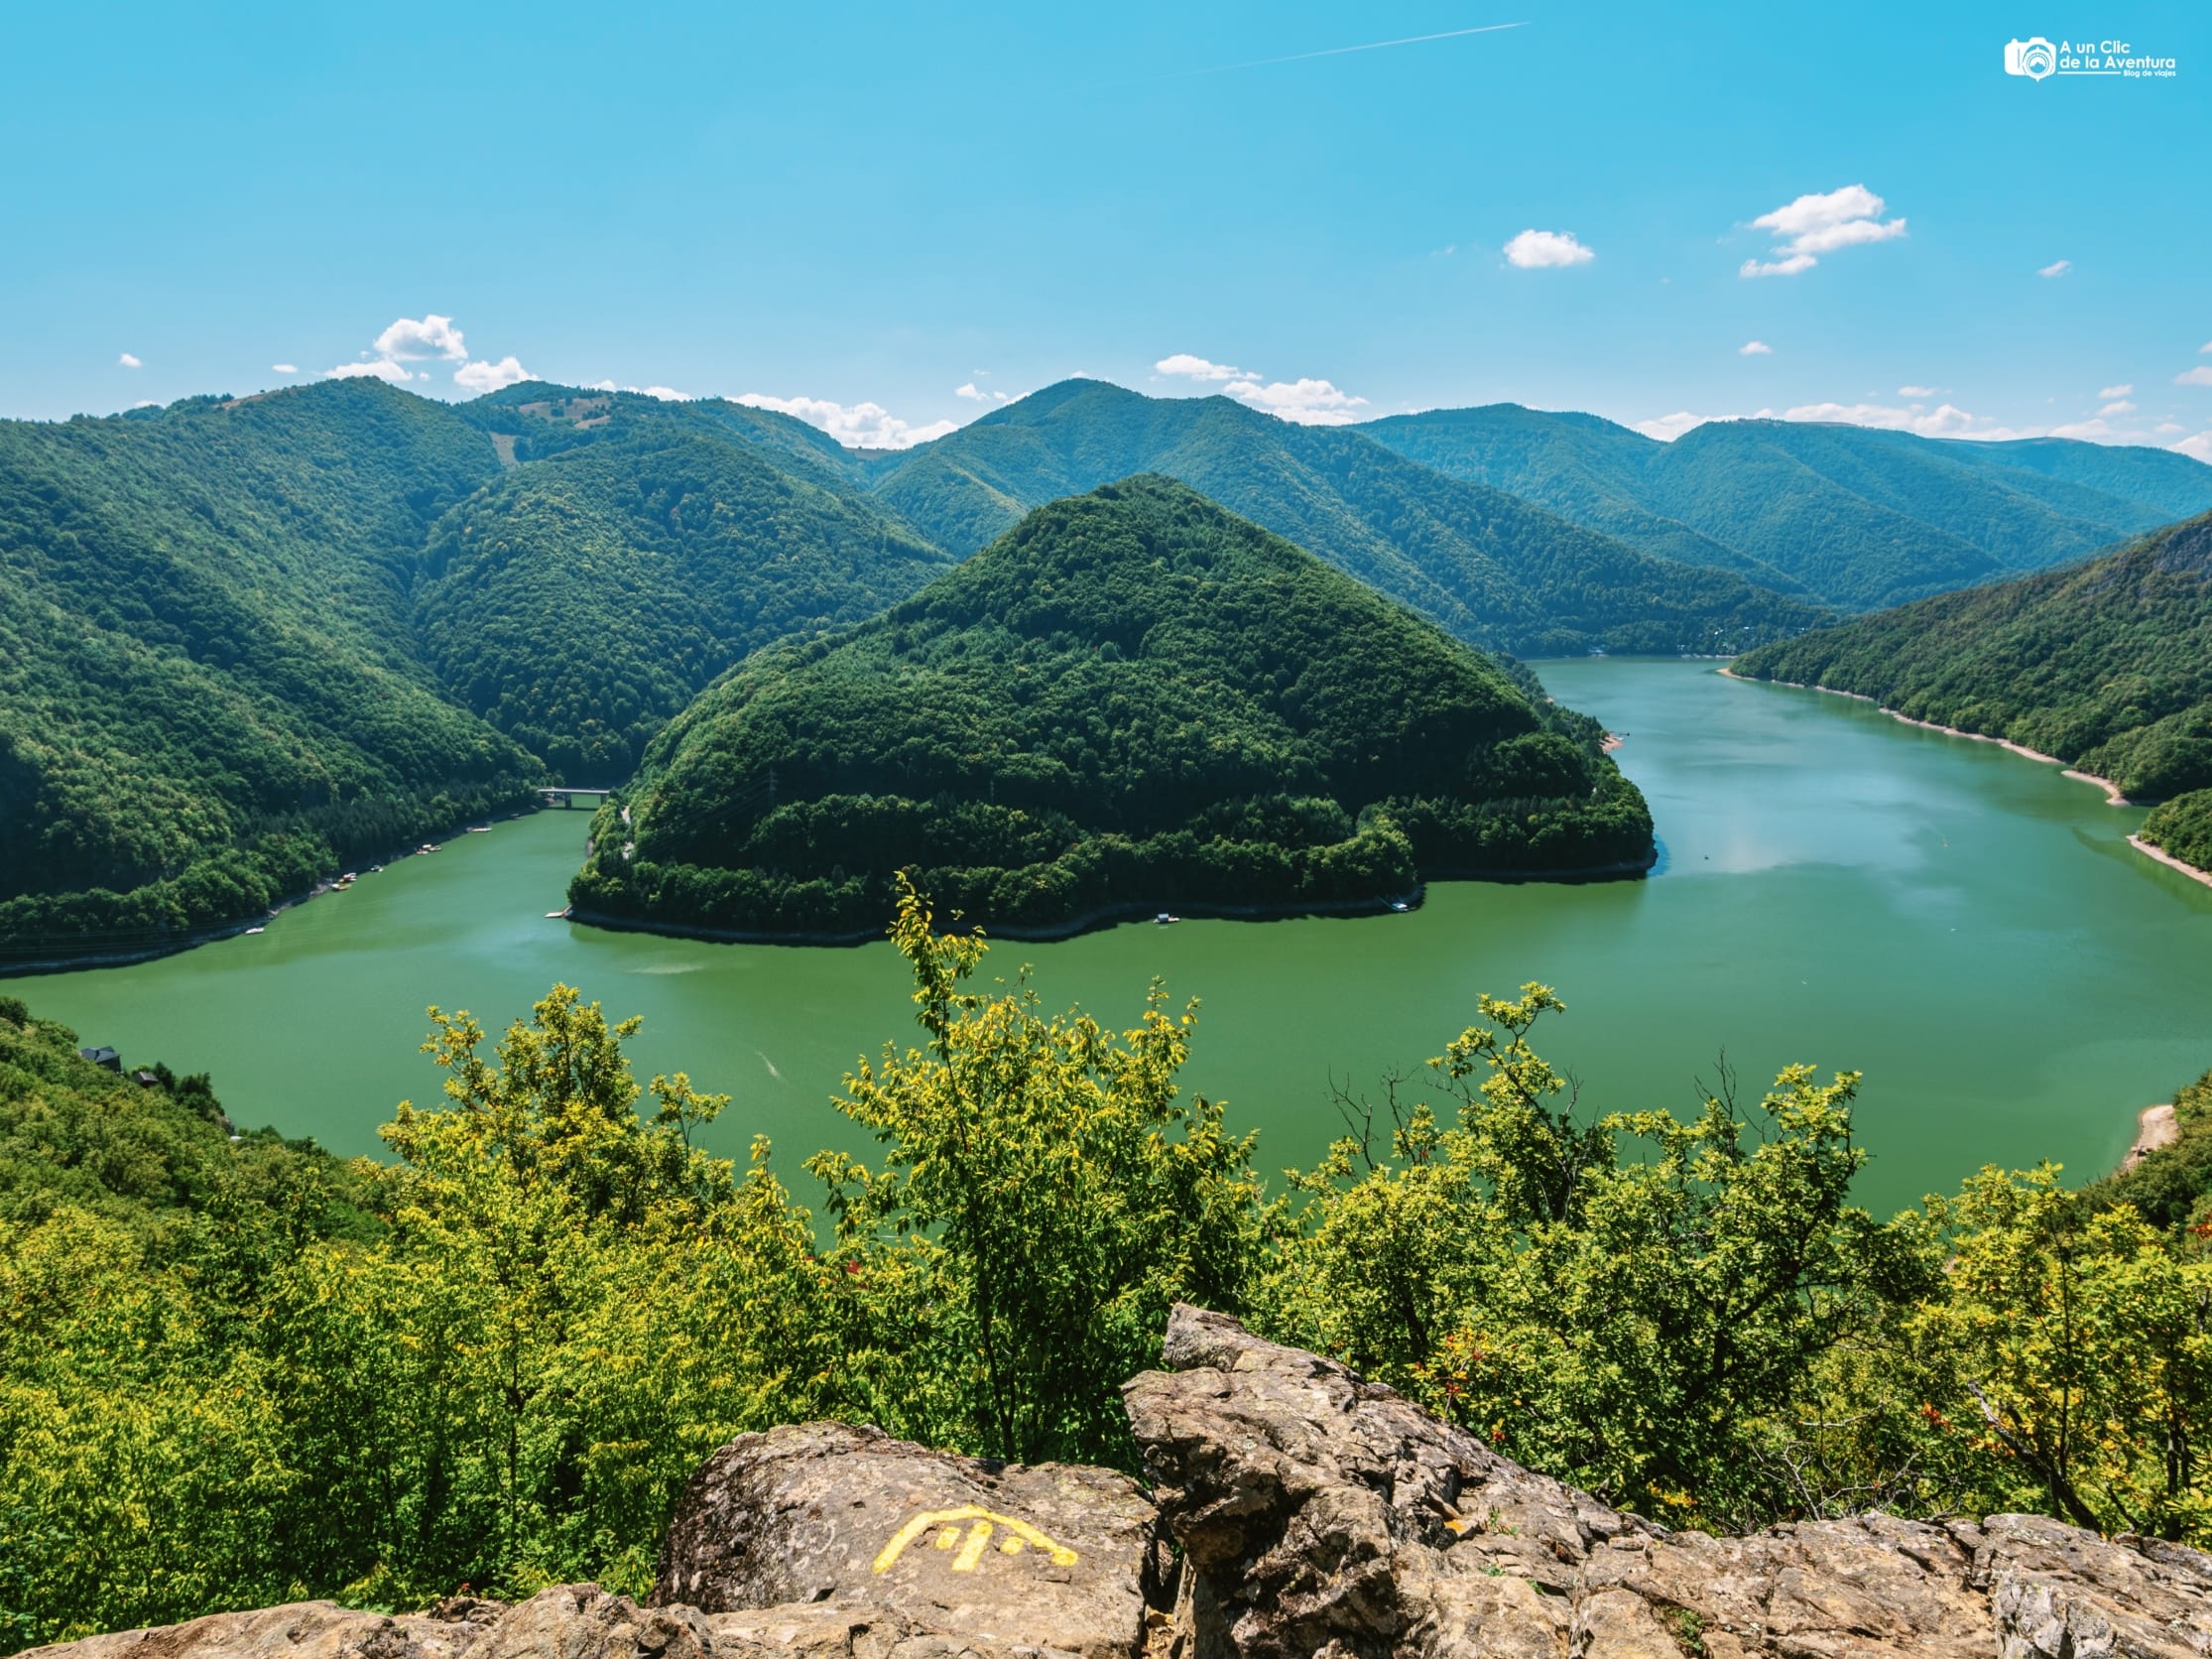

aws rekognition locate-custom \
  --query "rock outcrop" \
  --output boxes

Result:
[1126,1305,2212,1658]
[21,1308,2212,1659]
[651,1420,1160,1657]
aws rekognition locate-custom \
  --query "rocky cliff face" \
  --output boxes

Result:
[23,1308,2212,1659]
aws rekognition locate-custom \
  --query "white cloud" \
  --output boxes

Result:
[2178,367,2212,387]
[373,314,467,362]
[117,351,141,368]
[1740,185,1905,278]
[1155,353,1250,381]
[1221,376,1370,426]
[325,359,414,383]
[2038,259,2072,278]
[2099,400,2137,417]
[1738,340,1773,355]
[2202,341,2212,353]
[1503,228,1594,268]
[2100,383,2133,398]
[2177,433,2212,462]
[1898,384,1936,397]
[272,363,298,375]
[955,382,1009,403]
[453,355,532,394]
[737,392,956,449]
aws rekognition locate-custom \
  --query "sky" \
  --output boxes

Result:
[3,0,2208,456]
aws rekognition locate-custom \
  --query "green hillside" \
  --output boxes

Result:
[1733,510,2212,803]
[0,383,540,959]
[870,381,1826,656]
[422,389,950,781]
[1362,406,2212,612]
[2140,790,2212,876]
[571,476,1654,938]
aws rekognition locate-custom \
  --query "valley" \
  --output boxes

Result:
[26,657,2212,1223]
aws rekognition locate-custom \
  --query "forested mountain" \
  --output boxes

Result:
[1362,405,2212,612]
[422,387,950,781]
[868,381,1827,656]
[571,476,1654,938]
[1733,510,2212,803]
[0,380,964,954]
[0,383,539,957]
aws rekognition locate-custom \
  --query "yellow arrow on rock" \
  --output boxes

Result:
[873,1506,1080,1574]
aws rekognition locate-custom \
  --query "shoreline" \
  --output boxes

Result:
[571,851,1659,951]
[2129,833,2212,891]
[1717,669,2132,805]
[0,803,547,980]
[2120,1101,2179,1174]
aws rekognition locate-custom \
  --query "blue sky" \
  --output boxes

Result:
[4,1,2208,455]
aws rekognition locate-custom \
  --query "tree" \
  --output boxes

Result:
[1263,984,1898,1529]
[1907,1167,2212,1540]
[809,875,1265,1468]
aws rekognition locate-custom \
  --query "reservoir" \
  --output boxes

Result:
[21,658,2212,1220]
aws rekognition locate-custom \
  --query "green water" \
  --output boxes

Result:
[20,660,2212,1218]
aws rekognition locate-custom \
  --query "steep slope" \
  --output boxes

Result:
[0,382,540,959]
[571,476,1654,939]
[1357,403,1784,585]
[1733,510,2212,802]
[871,382,1825,656]
[422,388,951,781]
[1363,405,2212,612]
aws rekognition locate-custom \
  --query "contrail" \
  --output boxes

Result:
[1168,21,1529,79]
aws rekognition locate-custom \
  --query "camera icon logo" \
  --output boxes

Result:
[2004,37,2058,79]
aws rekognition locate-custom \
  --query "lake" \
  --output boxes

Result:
[20,659,2212,1219]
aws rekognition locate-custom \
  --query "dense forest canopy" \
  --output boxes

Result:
[572,477,1655,937]
[1361,404,2212,612]
[421,393,949,782]
[1733,510,2212,806]
[9,370,2209,954]
[0,381,951,952]
[4,890,2209,1649]
[0,383,539,957]
[868,380,1830,655]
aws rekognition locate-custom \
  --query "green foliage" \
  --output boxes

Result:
[808,876,1266,1467]
[1900,1168,2212,1539]
[0,984,834,1646]
[871,381,1827,654]
[1257,985,1904,1528]
[7,895,2212,1646]
[1364,406,2212,612]
[422,394,950,783]
[574,477,1655,935]
[2078,1069,2212,1238]
[1736,512,2212,801]
[0,381,541,955]
[2143,789,2212,876]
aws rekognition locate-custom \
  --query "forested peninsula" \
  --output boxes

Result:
[1733,509,2212,817]
[570,477,1654,939]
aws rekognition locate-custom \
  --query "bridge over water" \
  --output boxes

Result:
[539,787,614,811]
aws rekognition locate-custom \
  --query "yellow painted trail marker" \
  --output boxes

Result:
[874,1506,1079,1575]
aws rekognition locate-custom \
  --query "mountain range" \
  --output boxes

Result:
[1360,404,2212,612]
[1733,510,2212,802]
[6,372,2209,950]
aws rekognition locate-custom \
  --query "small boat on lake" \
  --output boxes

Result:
[244,926,265,935]
[1389,900,1411,913]
[1156,912,1181,925]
